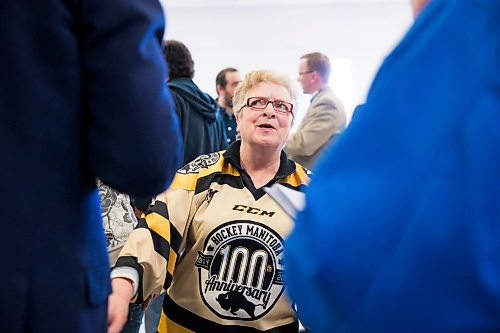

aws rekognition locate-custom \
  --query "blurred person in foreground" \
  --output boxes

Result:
[108,70,311,333]
[0,0,182,332]
[285,0,500,332]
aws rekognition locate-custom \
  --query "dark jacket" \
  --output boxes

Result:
[0,0,182,331]
[168,78,228,165]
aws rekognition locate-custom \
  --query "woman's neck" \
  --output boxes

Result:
[239,144,281,189]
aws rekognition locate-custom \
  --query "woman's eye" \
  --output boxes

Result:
[276,102,290,111]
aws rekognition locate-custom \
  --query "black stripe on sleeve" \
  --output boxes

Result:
[148,200,183,253]
[114,256,145,304]
[168,221,183,254]
[150,229,171,262]
[163,272,173,291]
[136,201,183,254]
[135,217,148,229]
[152,200,169,219]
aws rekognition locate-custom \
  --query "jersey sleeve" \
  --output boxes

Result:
[114,171,200,303]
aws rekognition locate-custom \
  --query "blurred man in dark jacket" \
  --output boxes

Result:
[164,40,228,165]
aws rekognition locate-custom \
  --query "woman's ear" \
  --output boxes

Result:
[235,111,241,126]
[235,113,241,138]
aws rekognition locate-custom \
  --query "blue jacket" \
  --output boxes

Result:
[0,0,182,332]
[285,1,500,332]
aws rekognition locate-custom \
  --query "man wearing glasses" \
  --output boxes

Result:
[284,52,346,170]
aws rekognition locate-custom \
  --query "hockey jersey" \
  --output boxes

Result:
[115,141,310,332]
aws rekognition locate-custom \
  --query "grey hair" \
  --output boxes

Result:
[233,70,297,122]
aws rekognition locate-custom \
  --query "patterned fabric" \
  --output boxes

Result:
[115,141,310,332]
[97,179,137,250]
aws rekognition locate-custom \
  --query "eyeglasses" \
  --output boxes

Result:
[296,70,314,79]
[245,97,294,115]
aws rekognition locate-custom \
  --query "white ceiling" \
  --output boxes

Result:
[162,0,408,8]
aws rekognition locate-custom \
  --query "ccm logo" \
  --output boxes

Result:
[232,205,275,217]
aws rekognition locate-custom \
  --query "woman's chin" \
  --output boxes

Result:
[255,139,280,150]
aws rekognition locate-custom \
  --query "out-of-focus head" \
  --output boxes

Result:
[297,52,331,94]
[411,0,430,18]
[162,40,195,80]
[233,70,297,150]
[216,68,242,107]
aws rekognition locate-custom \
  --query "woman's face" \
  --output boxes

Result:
[236,82,293,151]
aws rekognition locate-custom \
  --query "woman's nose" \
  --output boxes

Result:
[261,103,276,118]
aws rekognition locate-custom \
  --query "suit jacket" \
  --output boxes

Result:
[284,86,346,169]
[0,0,182,332]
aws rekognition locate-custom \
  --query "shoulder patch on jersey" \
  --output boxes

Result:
[178,153,221,175]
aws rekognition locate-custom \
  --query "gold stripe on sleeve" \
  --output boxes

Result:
[146,212,171,243]
[167,247,178,276]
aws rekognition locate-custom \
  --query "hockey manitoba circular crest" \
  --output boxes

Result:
[195,220,285,320]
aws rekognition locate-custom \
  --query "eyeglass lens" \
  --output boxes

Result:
[247,97,293,113]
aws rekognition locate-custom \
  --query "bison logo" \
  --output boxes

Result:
[216,291,264,318]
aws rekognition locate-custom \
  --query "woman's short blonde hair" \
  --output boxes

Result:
[233,70,297,120]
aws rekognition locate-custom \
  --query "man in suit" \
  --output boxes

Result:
[284,52,346,170]
[0,1,182,332]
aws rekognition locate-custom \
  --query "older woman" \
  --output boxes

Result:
[108,70,310,333]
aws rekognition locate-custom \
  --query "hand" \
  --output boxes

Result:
[107,277,134,333]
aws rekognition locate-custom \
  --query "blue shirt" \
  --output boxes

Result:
[220,107,238,145]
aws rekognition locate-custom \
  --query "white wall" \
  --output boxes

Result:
[160,1,413,123]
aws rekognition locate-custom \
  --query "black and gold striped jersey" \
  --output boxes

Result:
[115,142,310,332]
